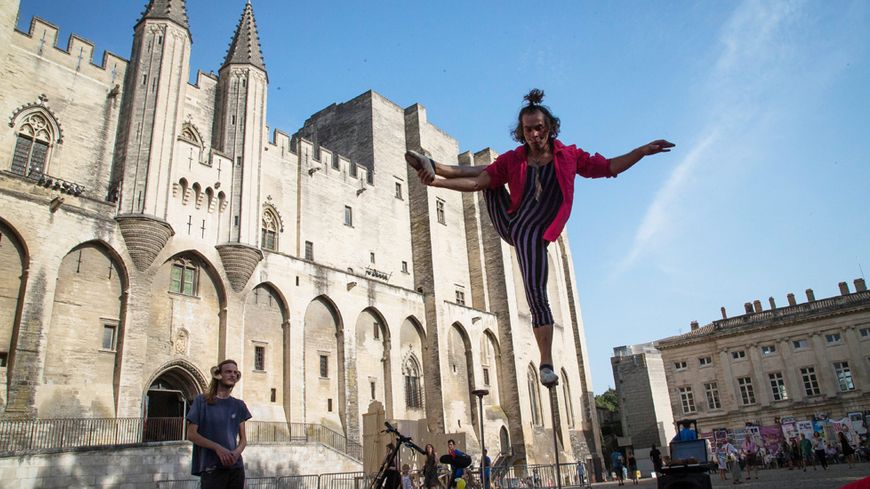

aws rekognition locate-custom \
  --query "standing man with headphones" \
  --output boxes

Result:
[186,359,252,489]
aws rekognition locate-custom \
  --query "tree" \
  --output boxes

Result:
[595,388,618,412]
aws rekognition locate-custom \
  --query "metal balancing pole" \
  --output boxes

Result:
[548,383,562,489]
[472,389,489,489]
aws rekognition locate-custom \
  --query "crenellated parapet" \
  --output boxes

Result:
[289,135,373,188]
[14,17,128,86]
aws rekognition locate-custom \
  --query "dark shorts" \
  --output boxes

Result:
[201,466,245,489]
[744,453,757,465]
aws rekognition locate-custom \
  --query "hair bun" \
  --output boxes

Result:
[523,89,545,106]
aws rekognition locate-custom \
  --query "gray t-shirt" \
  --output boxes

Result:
[186,394,252,475]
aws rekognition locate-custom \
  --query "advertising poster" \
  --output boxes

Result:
[796,420,815,439]
[848,412,867,436]
[760,426,784,454]
[781,421,798,441]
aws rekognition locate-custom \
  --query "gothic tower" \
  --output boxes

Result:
[112,0,192,271]
[213,1,267,291]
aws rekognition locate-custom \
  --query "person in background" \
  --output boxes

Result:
[799,433,814,471]
[402,464,414,489]
[422,444,441,489]
[723,438,742,485]
[716,441,729,481]
[447,439,468,488]
[576,459,586,486]
[811,432,828,470]
[481,449,491,489]
[650,445,662,475]
[839,431,856,468]
[610,449,625,486]
[672,421,697,442]
[741,434,759,480]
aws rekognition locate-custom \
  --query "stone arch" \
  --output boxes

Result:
[398,315,426,418]
[447,322,476,435]
[143,358,207,441]
[151,250,227,374]
[41,241,129,417]
[243,282,289,422]
[303,295,347,436]
[499,425,511,456]
[354,307,392,427]
[0,218,29,409]
[179,122,204,151]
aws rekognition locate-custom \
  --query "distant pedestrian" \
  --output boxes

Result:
[839,431,856,468]
[799,434,814,471]
[812,432,828,470]
[422,444,441,489]
[790,438,803,470]
[716,442,729,480]
[673,421,697,442]
[650,445,662,474]
[611,449,625,486]
[481,449,491,489]
[741,434,759,479]
[723,439,742,485]
[576,459,586,486]
[627,455,638,485]
[383,443,402,489]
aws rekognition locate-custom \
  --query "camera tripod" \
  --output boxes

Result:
[368,422,426,489]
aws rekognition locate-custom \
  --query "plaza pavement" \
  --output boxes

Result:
[589,462,869,489]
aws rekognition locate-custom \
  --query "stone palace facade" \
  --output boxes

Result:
[0,0,602,465]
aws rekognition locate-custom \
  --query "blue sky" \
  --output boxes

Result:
[17,0,869,394]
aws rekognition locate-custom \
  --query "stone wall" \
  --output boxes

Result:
[0,442,362,489]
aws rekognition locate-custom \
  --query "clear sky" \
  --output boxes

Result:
[17,0,869,394]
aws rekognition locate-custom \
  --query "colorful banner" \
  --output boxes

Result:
[759,426,784,454]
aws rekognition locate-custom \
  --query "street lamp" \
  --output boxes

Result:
[472,388,489,489]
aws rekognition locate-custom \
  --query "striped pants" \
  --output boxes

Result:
[483,186,557,327]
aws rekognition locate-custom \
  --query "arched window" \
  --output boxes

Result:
[527,364,543,426]
[169,258,199,297]
[261,209,279,251]
[11,112,54,179]
[403,354,423,409]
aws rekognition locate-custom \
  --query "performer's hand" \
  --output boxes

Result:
[418,168,435,185]
[216,446,235,466]
[639,139,675,156]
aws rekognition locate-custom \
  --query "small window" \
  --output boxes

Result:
[319,354,328,378]
[769,372,788,401]
[761,345,777,356]
[305,241,314,261]
[825,333,842,344]
[370,252,376,264]
[483,367,490,386]
[698,357,712,367]
[859,327,870,338]
[270,388,276,403]
[738,377,756,405]
[678,387,696,414]
[731,350,746,360]
[792,338,809,350]
[373,322,380,340]
[395,182,403,199]
[674,361,688,371]
[0,352,7,368]
[436,199,446,225]
[834,362,855,391]
[254,346,265,371]
[169,259,199,296]
[455,290,466,305]
[344,206,353,227]
[401,261,409,273]
[327,398,333,412]
[261,210,279,251]
[801,367,821,396]
[101,324,117,351]
[370,381,376,400]
[704,382,721,410]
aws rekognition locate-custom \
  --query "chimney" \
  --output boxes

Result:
[806,288,815,301]
[839,281,850,295]
[768,297,776,310]
[720,307,728,319]
[744,302,753,314]
[753,300,763,313]
[787,293,796,306]
[690,320,699,331]
[856,278,867,292]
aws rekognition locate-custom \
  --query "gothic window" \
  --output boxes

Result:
[10,112,54,179]
[403,355,423,409]
[527,365,543,426]
[169,258,199,296]
[561,369,575,428]
[261,209,279,251]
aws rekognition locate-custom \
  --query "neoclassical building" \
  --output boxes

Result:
[0,0,603,466]
[655,281,870,432]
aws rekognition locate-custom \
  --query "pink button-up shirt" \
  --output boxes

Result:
[483,139,614,241]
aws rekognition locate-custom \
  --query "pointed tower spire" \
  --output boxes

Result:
[222,1,266,72]
[137,0,190,35]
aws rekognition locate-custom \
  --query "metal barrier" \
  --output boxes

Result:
[277,474,320,489]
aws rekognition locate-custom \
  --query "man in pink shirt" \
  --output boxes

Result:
[407,89,673,386]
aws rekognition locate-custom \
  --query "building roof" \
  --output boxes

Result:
[138,0,190,34]
[655,289,870,349]
[222,1,266,72]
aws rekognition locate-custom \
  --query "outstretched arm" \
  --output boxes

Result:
[608,139,674,175]
[428,169,492,192]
